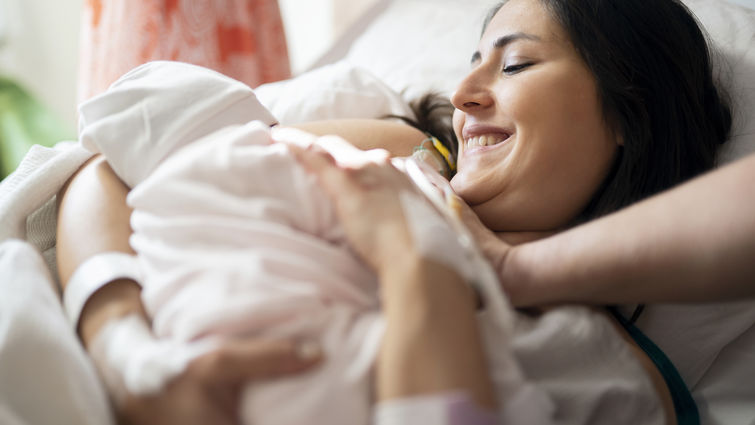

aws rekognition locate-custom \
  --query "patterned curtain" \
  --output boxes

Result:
[78,0,291,103]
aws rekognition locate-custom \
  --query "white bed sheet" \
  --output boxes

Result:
[0,240,113,425]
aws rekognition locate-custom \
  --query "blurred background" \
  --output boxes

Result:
[0,0,380,131]
[0,0,752,177]
[0,0,386,179]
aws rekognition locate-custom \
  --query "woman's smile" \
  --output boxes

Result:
[462,124,513,156]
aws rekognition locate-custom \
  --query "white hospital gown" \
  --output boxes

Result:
[78,61,665,425]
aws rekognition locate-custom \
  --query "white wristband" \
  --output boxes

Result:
[374,391,499,425]
[63,252,142,329]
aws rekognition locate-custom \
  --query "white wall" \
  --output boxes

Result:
[0,0,83,132]
[279,0,334,74]
[279,0,379,74]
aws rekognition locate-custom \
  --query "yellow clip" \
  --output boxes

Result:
[428,136,456,172]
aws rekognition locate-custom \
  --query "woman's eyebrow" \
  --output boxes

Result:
[470,32,542,64]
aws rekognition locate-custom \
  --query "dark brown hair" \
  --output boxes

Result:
[385,92,459,177]
[484,0,732,222]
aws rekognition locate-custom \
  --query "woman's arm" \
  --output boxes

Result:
[377,255,495,408]
[294,119,426,158]
[57,155,144,345]
[500,153,755,306]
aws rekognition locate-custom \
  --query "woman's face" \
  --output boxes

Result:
[450,0,618,232]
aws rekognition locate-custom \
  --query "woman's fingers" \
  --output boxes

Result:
[269,126,318,149]
[190,339,323,384]
[287,143,338,175]
[281,136,418,272]
[449,193,511,270]
[287,144,359,207]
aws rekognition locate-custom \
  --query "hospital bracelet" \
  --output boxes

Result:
[374,391,498,425]
[63,252,142,330]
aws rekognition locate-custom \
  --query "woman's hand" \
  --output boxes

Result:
[447,193,559,304]
[111,338,322,425]
[278,132,420,274]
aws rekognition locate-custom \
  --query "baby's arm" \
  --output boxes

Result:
[294,119,427,158]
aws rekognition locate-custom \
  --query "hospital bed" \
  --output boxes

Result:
[0,0,753,424]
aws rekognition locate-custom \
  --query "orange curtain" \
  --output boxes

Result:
[78,0,291,103]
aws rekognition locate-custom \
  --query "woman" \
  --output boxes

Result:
[444,4,755,419]
[58,0,753,423]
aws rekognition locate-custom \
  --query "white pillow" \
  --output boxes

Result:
[0,240,114,425]
[683,0,755,163]
[254,61,413,125]
[343,0,491,100]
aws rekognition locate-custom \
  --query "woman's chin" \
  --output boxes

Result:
[450,173,489,205]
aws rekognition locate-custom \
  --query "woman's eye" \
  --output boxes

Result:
[502,63,531,74]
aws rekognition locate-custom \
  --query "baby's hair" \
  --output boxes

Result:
[384,92,459,178]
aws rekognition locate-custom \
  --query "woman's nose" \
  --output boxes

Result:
[451,70,494,112]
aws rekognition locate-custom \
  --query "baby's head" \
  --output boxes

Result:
[387,92,459,180]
